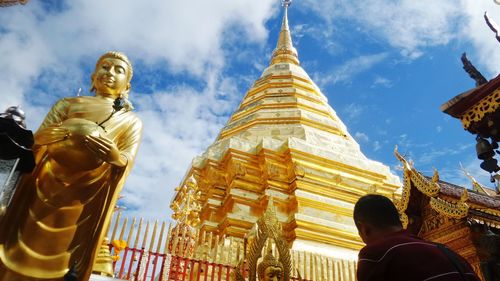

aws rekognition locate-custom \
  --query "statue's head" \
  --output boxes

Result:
[257,252,283,281]
[91,51,133,100]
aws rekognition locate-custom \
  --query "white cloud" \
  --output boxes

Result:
[0,0,277,219]
[438,158,497,191]
[354,132,369,142]
[354,133,383,153]
[459,1,500,76]
[318,53,388,86]
[343,103,364,121]
[396,133,412,150]
[299,0,462,59]
[299,0,500,74]
[0,0,276,107]
[372,76,393,88]
[416,143,473,166]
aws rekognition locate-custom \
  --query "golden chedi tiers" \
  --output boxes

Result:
[171,2,400,261]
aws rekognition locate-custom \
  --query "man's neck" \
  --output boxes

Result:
[368,226,404,244]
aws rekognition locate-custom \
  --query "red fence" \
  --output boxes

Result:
[103,214,347,280]
[110,246,306,281]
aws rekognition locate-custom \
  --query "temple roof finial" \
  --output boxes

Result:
[270,0,299,65]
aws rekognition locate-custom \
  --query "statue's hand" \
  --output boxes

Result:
[34,126,70,146]
[85,135,127,167]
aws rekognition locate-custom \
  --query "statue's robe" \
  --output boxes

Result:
[0,96,142,281]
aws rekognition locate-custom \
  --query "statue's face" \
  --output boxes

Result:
[92,57,131,98]
[263,266,282,281]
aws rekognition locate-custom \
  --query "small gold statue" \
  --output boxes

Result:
[257,250,284,281]
[235,198,292,281]
[0,52,142,281]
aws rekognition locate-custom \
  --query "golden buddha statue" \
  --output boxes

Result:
[257,251,284,281]
[0,51,143,281]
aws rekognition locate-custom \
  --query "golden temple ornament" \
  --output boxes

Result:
[235,198,293,281]
[91,238,114,277]
[171,176,202,227]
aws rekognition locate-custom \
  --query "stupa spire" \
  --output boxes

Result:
[270,0,299,65]
[171,0,401,267]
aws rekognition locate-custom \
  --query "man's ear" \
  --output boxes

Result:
[357,222,371,243]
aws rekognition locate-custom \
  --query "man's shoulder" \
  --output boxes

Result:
[359,231,429,261]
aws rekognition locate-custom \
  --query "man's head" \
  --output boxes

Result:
[353,194,403,244]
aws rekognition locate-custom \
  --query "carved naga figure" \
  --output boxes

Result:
[235,198,293,281]
[0,52,142,281]
[257,248,285,281]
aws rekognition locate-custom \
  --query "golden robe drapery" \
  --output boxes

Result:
[0,95,142,281]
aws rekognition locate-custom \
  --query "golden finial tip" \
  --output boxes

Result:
[460,188,469,202]
[270,0,299,65]
[432,168,439,183]
[393,145,401,158]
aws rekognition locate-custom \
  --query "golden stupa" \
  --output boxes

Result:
[171,2,400,262]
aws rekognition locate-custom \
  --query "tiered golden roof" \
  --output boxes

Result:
[171,3,400,259]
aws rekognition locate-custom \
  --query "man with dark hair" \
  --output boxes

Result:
[354,194,481,281]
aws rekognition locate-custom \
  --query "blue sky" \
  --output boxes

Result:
[1,0,499,219]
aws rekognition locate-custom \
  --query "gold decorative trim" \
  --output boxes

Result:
[394,146,439,197]
[245,80,322,101]
[394,146,469,221]
[460,163,491,195]
[219,116,344,140]
[429,196,469,219]
[230,102,333,122]
[399,212,409,229]
[408,169,440,197]
[171,175,202,227]
[240,91,325,109]
[397,169,411,214]
[460,88,500,129]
